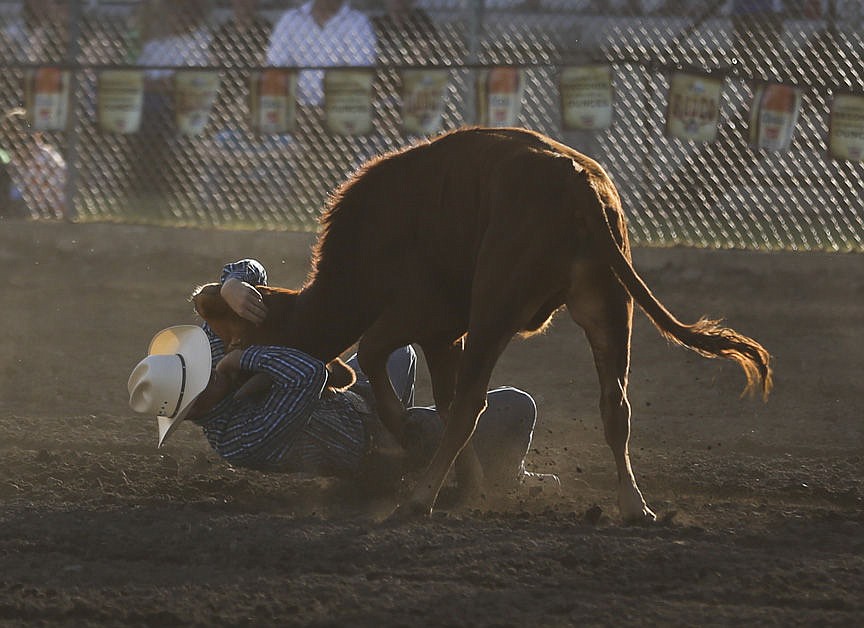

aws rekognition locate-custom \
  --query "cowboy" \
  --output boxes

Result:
[127,259,557,495]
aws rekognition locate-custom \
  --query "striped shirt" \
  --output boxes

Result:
[192,259,368,477]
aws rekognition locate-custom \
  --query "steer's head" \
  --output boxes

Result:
[191,282,252,350]
[190,283,356,391]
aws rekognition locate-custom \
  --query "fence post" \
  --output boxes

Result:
[62,0,83,221]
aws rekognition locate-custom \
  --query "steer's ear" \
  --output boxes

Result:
[191,283,234,322]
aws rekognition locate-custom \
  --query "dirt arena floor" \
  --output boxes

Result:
[0,219,861,626]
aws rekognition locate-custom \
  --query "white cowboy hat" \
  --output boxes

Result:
[128,325,212,447]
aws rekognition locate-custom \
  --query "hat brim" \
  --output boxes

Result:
[147,325,212,447]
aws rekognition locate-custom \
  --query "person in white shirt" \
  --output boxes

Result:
[0,0,69,63]
[129,0,213,198]
[265,0,376,107]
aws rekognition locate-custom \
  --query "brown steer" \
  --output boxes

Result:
[193,127,772,523]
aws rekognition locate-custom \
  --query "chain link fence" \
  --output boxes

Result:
[1,0,862,250]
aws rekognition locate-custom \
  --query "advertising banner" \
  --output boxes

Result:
[828,92,864,162]
[175,71,220,136]
[748,82,802,152]
[24,67,70,132]
[400,69,449,136]
[97,70,144,134]
[666,70,724,143]
[477,67,525,127]
[250,69,297,135]
[324,70,375,135]
[560,65,614,131]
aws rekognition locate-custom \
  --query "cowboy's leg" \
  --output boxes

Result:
[402,387,543,488]
[471,387,538,489]
[348,346,416,472]
[348,345,416,409]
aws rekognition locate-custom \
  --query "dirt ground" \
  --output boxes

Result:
[0,219,861,626]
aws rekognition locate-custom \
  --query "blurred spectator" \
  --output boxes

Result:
[210,0,272,66]
[209,0,273,117]
[261,0,377,215]
[129,0,213,199]
[265,0,377,107]
[1,110,66,220]
[0,0,69,62]
[0,145,11,217]
[206,0,284,220]
[370,0,446,150]
[137,0,213,91]
[372,0,444,66]
[13,135,66,219]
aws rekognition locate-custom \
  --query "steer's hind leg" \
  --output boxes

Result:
[568,265,656,524]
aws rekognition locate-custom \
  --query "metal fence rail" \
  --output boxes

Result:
[1,1,862,251]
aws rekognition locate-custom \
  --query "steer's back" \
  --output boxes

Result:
[310,127,618,312]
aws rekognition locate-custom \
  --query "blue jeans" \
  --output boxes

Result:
[349,346,537,487]
[346,345,416,409]
[402,387,537,488]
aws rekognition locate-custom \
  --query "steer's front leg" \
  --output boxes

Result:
[357,347,408,441]
[421,337,484,503]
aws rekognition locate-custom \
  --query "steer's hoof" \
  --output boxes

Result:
[623,505,658,526]
[357,449,407,498]
[619,484,657,525]
[451,481,484,508]
[385,499,432,524]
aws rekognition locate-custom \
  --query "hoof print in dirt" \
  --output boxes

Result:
[584,505,604,525]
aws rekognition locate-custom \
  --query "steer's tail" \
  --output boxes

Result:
[581,173,773,400]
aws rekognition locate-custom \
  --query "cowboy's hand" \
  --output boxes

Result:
[216,350,272,400]
[215,349,244,382]
[221,278,267,324]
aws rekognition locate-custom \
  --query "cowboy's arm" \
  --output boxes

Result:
[238,346,328,415]
[196,346,327,464]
